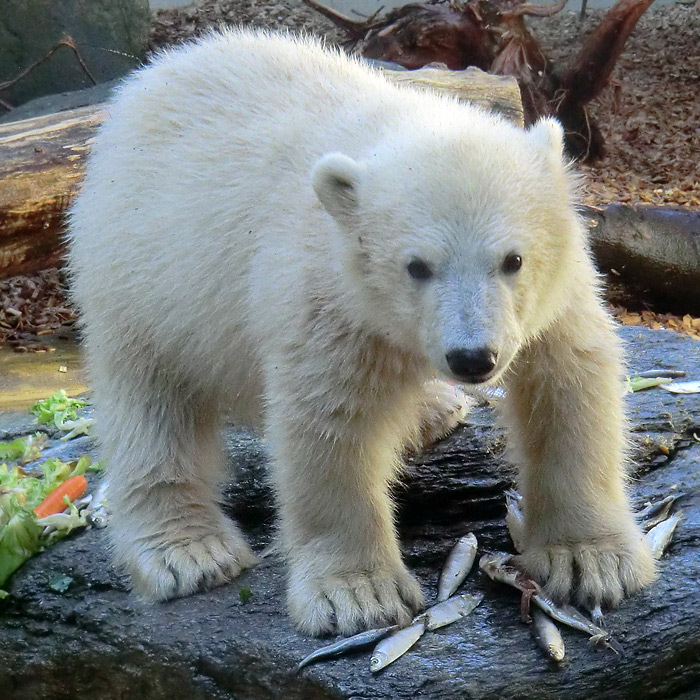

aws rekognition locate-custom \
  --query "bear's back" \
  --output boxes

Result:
[93,30,420,175]
[68,31,455,328]
[66,32,428,392]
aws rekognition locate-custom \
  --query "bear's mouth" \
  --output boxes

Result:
[451,370,495,385]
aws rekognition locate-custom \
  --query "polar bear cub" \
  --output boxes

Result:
[68,29,655,635]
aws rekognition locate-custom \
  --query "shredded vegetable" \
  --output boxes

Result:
[0,434,48,464]
[0,455,97,596]
[0,391,99,597]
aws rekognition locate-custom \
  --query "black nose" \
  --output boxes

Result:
[445,347,498,382]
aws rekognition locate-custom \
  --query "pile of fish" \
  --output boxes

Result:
[494,489,684,662]
[479,551,623,657]
[296,492,682,673]
[639,496,684,558]
[505,490,683,564]
[297,533,482,673]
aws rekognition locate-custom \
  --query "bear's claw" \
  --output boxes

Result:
[288,566,425,636]
[517,531,657,608]
[124,525,259,600]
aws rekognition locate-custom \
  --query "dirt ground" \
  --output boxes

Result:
[2,0,698,349]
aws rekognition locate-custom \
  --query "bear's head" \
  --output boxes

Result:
[312,115,587,386]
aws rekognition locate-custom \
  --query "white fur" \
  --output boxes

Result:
[67,29,655,635]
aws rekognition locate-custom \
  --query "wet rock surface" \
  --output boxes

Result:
[1,327,699,699]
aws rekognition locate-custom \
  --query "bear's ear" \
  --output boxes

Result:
[528,117,565,160]
[312,152,363,220]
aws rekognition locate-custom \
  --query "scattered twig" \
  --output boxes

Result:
[350,5,386,23]
[0,35,97,97]
[302,0,369,36]
[503,0,567,19]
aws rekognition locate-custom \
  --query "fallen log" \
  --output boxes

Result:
[584,204,700,316]
[0,67,522,281]
[0,104,106,277]
[376,64,524,125]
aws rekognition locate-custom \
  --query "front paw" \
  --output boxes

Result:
[518,526,657,608]
[287,558,424,636]
[416,380,473,449]
[112,515,258,600]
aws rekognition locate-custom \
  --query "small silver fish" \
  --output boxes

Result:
[479,552,622,654]
[637,369,686,379]
[370,620,426,672]
[86,510,109,529]
[479,551,521,586]
[535,598,621,654]
[637,495,678,522]
[296,625,398,671]
[505,490,525,553]
[415,593,483,631]
[438,532,478,601]
[72,493,93,510]
[639,495,682,531]
[85,479,110,529]
[646,511,683,558]
[531,608,566,663]
[660,380,700,394]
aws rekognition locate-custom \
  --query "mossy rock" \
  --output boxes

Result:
[0,0,148,109]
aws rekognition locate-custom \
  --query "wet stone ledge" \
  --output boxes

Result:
[1,327,699,700]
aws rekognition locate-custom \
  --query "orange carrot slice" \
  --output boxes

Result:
[33,475,88,519]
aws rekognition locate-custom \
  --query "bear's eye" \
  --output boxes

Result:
[502,253,523,275]
[406,258,433,281]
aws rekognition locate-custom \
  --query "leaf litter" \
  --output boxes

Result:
[2,3,698,349]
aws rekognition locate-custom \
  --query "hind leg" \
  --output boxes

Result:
[97,368,257,600]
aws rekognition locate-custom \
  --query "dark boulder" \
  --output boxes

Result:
[1,326,699,699]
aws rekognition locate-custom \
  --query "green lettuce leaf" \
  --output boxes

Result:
[0,493,44,587]
[0,438,28,462]
[30,390,89,429]
[627,376,673,392]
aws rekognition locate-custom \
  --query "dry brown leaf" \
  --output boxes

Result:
[610,306,700,341]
